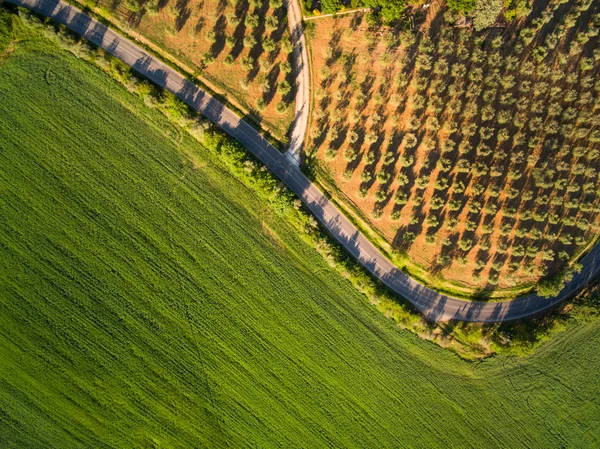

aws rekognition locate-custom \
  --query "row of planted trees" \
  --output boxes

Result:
[311,0,600,288]
[119,0,295,114]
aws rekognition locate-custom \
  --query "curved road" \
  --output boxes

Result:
[8,0,600,322]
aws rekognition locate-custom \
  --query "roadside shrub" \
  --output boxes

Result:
[537,265,582,298]
[280,61,292,74]
[281,39,293,54]
[275,102,288,114]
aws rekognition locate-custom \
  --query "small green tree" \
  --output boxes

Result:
[245,14,259,29]
[537,265,582,298]
[277,80,291,95]
[321,0,342,13]
[473,0,503,31]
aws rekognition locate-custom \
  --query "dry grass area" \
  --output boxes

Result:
[308,4,600,294]
[81,0,295,139]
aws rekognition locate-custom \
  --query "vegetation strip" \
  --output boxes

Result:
[8,0,600,323]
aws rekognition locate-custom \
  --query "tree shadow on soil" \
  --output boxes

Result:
[174,0,191,31]
[210,14,227,57]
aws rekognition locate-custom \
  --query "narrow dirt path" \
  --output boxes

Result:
[303,8,370,21]
[284,0,310,165]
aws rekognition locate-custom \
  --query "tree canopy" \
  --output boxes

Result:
[363,0,407,22]
[472,0,503,30]
[447,0,476,14]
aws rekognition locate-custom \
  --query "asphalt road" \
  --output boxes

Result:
[284,0,310,164]
[8,0,600,322]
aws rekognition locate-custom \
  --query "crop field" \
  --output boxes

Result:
[1,12,600,448]
[78,0,295,139]
[308,1,600,296]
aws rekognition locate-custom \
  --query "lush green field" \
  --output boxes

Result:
[1,16,599,448]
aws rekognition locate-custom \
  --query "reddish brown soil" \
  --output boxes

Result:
[308,11,600,291]
[85,0,294,139]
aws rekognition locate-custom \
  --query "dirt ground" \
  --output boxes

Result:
[84,0,294,139]
[307,9,600,292]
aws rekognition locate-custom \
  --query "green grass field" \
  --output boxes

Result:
[1,13,599,448]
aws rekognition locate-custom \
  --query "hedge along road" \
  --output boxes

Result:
[7,0,600,322]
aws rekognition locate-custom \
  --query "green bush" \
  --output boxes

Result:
[0,7,13,52]
[321,0,342,14]
[473,0,503,31]
[504,0,532,21]
[447,0,476,13]
[537,264,582,298]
